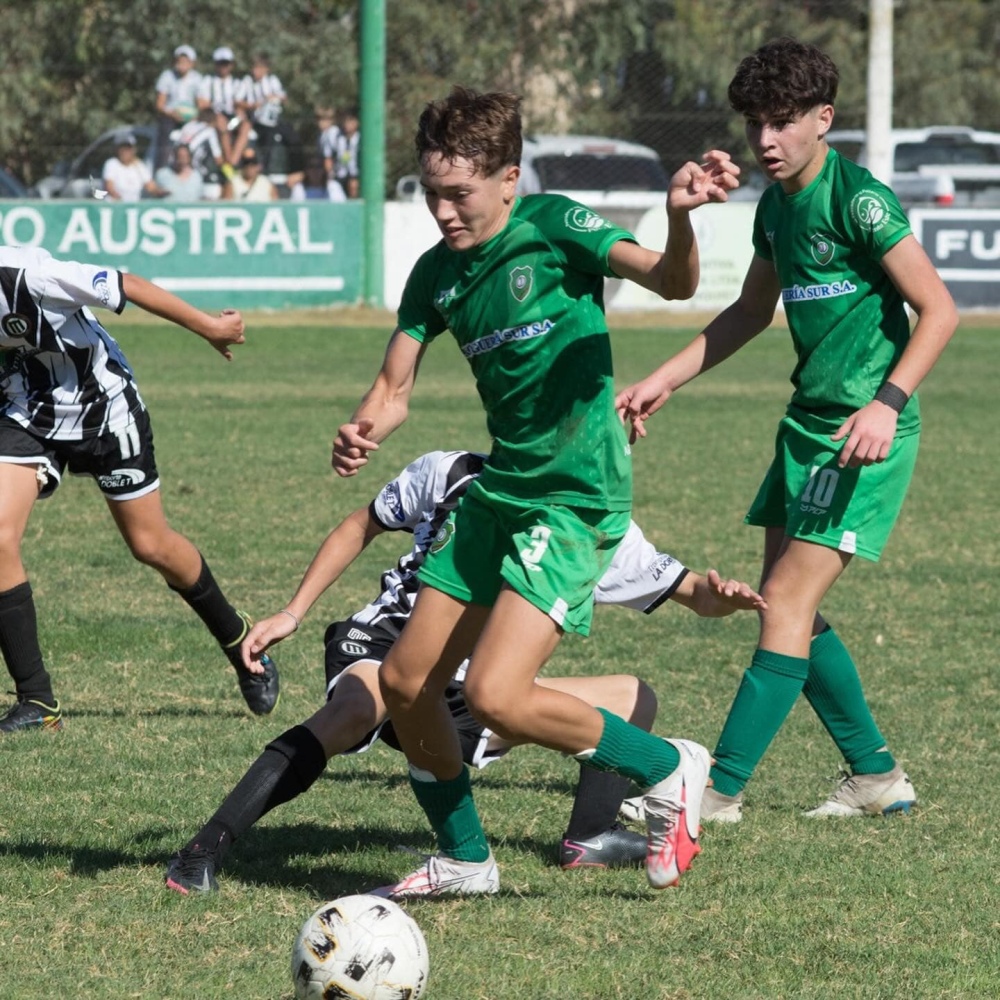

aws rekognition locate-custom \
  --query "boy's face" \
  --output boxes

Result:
[420,153,519,251]
[743,104,833,192]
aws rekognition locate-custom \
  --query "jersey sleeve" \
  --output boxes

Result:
[593,521,689,613]
[396,250,448,344]
[38,252,126,315]
[840,177,911,261]
[751,196,774,261]
[528,194,636,277]
[155,69,173,96]
[369,451,453,531]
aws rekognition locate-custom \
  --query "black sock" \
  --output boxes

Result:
[170,556,243,646]
[563,764,634,842]
[0,582,54,704]
[184,725,328,864]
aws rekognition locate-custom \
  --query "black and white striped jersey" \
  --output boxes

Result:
[0,246,144,440]
[198,73,239,116]
[237,72,285,126]
[353,450,688,637]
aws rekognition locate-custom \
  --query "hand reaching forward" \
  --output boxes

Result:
[332,417,379,477]
[668,150,741,212]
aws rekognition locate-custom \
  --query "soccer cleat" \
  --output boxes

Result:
[559,823,646,870]
[701,787,744,823]
[224,611,280,715]
[165,847,219,894]
[371,853,499,900]
[804,764,916,818]
[642,738,712,889]
[0,697,63,734]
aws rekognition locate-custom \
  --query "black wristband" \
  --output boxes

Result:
[874,381,909,414]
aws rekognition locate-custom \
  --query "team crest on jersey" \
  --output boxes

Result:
[91,270,112,305]
[850,190,891,233]
[429,518,455,554]
[509,265,533,302]
[564,206,612,233]
[435,284,458,314]
[1,313,31,338]
[380,481,406,522]
[810,233,836,265]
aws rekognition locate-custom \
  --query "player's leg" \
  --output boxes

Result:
[377,586,499,897]
[0,458,62,732]
[166,660,389,893]
[105,469,278,715]
[464,586,708,889]
[540,675,656,869]
[709,533,849,801]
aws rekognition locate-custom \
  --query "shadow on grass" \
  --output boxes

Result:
[317,764,580,797]
[62,705,250,720]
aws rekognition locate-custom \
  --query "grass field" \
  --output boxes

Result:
[0,316,997,999]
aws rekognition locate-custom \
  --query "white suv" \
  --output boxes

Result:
[827,125,1000,207]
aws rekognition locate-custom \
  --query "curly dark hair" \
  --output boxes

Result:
[728,38,839,119]
[415,86,522,176]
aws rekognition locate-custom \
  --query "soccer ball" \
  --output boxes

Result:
[291,894,429,1000]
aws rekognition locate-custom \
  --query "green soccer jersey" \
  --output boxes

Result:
[397,194,635,510]
[752,148,919,435]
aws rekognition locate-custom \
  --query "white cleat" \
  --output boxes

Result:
[642,739,711,889]
[701,787,744,823]
[371,852,500,899]
[804,764,916,818]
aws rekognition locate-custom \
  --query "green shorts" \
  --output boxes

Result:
[745,414,919,562]
[418,480,630,636]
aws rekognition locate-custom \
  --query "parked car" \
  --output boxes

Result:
[36,124,158,199]
[827,125,1000,207]
[0,167,37,199]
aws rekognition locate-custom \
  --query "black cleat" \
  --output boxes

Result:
[559,823,646,870]
[0,697,63,734]
[165,847,219,895]
[224,611,280,715]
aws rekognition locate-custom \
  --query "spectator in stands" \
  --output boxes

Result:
[198,46,250,168]
[103,133,167,201]
[289,155,345,202]
[154,144,205,201]
[225,148,277,201]
[237,52,286,171]
[155,45,203,169]
[316,106,340,176]
[332,106,360,198]
[176,107,227,200]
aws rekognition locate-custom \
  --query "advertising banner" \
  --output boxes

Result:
[0,201,363,310]
[910,209,1000,309]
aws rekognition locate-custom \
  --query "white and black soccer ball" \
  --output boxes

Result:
[291,894,429,1000]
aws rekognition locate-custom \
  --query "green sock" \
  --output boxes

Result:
[711,648,810,797]
[586,708,681,789]
[408,766,490,863]
[804,626,895,775]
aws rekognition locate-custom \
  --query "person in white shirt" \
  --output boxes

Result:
[154,143,205,201]
[154,44,203,168]
[224,149,277,201]
[102,133,166,201]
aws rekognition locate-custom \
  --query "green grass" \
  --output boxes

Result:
[0,317,998,999]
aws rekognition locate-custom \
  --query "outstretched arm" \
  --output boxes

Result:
[332,328,427,477]
[616,253,780,443]
[242,505,386,666]
[831,234,959,468]
[121,273,245,359]
[669,568,767,617]
[609,149,741,300]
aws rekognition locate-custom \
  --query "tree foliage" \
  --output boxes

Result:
[3,0,1000,193]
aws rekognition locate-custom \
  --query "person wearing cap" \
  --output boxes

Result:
[154,45,203,168]
[197,46,250,168]
[224,149,277,201]
[102,133,168,201]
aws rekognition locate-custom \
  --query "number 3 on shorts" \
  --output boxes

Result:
[519,525,551,572]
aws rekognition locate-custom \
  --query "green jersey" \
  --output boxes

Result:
[752,148,918,435]
[397,194,634,510]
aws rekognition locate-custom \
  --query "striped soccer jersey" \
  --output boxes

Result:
[0,247,143,440]
[353,450,688,638]
[238,72,285,126]
[198,73,239,116]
